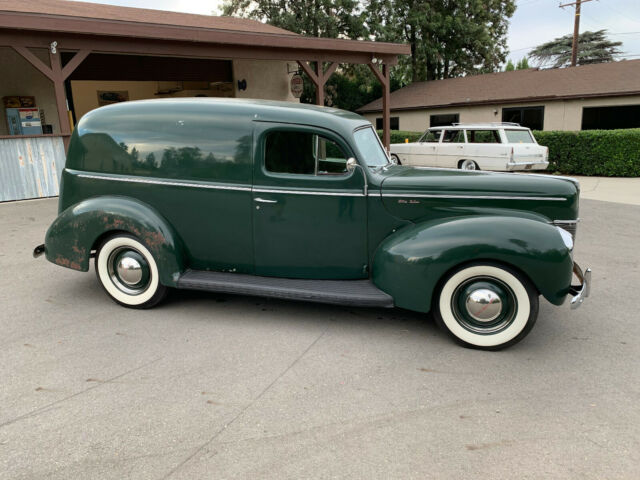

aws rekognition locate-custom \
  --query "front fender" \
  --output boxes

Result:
[44,196,185,286]
[372,215,573,313]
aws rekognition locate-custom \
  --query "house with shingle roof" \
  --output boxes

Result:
[358,60,640,132]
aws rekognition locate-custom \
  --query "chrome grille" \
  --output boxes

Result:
[553,220,578,240]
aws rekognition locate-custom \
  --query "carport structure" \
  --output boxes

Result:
[0,0,409,151]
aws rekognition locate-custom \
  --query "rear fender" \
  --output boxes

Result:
[372,215,573,313]
[44,196,185,286]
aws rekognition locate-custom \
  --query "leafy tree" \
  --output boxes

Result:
[505,57,530,71]
[530,30,622,68]
[223,0,382,109]
[516,57,530,69]
[367,0,516,82]
[221,0,366,38]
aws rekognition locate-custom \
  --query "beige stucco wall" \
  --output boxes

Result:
[363,95,640,132]
[233,60,298,102]
[0,47,60,136]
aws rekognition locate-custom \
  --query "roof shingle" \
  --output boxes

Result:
[0,0,297,36]
[358,60,640,113]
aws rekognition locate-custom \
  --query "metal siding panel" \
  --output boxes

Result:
[0,137,66,202]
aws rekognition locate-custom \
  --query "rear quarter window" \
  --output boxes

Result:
[466,130,501,143]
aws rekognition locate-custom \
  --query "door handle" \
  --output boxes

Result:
[254,197,278,204]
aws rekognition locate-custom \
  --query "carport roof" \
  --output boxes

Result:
[358,59,640,113]
[0,0,410,58]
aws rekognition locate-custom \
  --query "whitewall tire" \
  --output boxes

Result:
[391,154,402,165]
[95,234,167,309]
[459,159,478,170]
[433,263,538,350]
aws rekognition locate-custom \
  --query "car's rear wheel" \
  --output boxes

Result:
[95,234,167,309]
[459,159,479,170]
[433,262,538,350]
[391,154,401,165]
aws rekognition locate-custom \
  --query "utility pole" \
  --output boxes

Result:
[559,0,594,67]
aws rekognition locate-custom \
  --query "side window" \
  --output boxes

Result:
[441,130,465,143]
[420,130,440,142]
[467,130,501,143]
[264,130,348,175]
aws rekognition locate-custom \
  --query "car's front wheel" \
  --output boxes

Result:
[391,154,402,165]
[95,234,167,309]
[433,262,538,350]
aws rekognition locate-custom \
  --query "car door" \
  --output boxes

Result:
[251,123,368,279]
[436,129,466,167]
[407,129,440,166]
[466,129,503,169]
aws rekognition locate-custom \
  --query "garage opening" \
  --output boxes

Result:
[581,105,640,130]
[62,53,234,124]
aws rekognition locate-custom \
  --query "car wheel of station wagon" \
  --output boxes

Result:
[433,263,538,350]
[391,154,401,165]
[459,159,478,170]
[95,234,167,309]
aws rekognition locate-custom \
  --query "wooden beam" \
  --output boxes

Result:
[2,30,399,65]
[296,60,319,85]
[323,61,339,80]
[12,46,56,81]
[61,48,91,79]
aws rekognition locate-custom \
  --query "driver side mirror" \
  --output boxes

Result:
[346,157,357,172]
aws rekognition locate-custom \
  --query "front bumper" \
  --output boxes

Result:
[568,262,591,309]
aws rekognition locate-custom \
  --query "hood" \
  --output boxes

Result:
[377,166,579,223]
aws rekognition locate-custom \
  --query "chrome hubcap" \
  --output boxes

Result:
[451,277,517,335]
[465,288,502,322]
[117,256,143,286]
[106,247,150,295]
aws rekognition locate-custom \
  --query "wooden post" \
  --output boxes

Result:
[12,46,90,150]
[368,62,391,150]
[296,60,337,107]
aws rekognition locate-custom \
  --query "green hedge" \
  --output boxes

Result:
[377,128,640,177]
[532,129,640,177]
[377,130,423,144]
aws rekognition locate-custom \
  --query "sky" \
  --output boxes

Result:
[80,0,640,66]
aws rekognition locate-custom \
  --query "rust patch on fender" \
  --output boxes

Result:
[55,255,71,268]
[142,231,166,249]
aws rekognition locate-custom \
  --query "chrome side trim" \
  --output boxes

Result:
[380,193,567,201]
[552,219,580,225]
[252,187,363,197]
[76,173,252,192]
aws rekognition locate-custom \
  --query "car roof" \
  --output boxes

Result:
[429,123,529,130]
[80,98,371,140]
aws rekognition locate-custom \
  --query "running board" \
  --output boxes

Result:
[176,270,394,308]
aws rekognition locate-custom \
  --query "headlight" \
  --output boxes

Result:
[556,226,574,251]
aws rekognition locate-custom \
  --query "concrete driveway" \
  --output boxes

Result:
[1,197,638,479]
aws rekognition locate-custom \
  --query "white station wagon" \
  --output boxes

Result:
[390,123,549,171]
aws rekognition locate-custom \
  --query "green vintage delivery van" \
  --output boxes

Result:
[35,98,590,350]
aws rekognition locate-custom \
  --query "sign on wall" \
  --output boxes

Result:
[290,74,303,98]
[97,91,129,106]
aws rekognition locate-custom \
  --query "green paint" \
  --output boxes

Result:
[45,99,582,311]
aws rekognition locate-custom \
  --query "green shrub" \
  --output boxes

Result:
[376,130,423,144]
[377,128,640,177]
[533,129,640,177]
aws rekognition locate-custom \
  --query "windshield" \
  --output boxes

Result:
[504,129,535,144]
[353,126,389,168]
